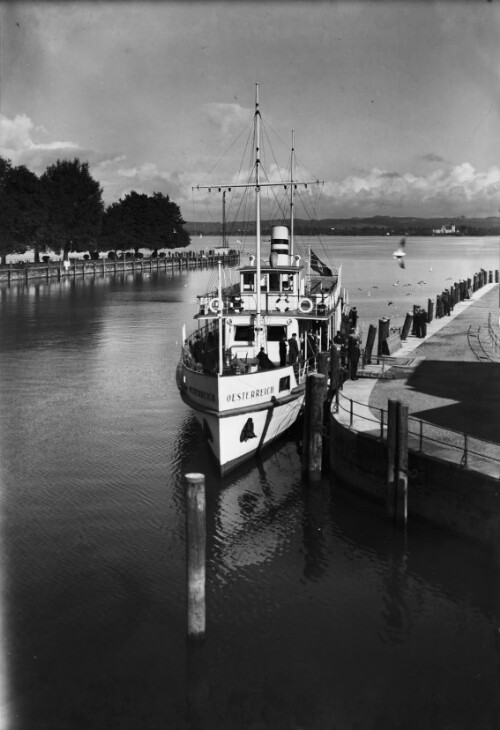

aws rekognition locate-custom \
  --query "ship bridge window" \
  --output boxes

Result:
[234,325,255,343]
[266,325,286,342]
[242,273,255,291]
[269,273,280,291]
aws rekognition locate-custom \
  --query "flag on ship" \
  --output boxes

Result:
[310,250,333,277]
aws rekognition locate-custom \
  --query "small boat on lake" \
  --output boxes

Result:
[176,86,346,475]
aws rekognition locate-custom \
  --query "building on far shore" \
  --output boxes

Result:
[432,224,456,235]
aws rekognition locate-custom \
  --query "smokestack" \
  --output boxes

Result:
[269,226,290,267]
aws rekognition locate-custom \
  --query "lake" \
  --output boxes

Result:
[1,236,500,729]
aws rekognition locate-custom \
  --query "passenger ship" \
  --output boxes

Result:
[176,87,345,475]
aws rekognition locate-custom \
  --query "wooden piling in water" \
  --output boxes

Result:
[386,399,409,525]
[317,351,329,377]
[185,473,206,640]
[386,399,398,520]
[302,373,327,482]
[395,402,409,525]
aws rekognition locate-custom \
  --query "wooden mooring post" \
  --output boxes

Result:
[377,317,390,358]
[396,402,409,525]
[364,324,376,364]
[185,473,206,640]
[401,313,413,341]
[386,399,398,520]
[329,344,341,399]
[386,399,409,525]
[302,372,327,482]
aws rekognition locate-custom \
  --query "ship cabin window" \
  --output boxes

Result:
[234,325,255,343]
[260,274,268,291]
[282,274,294,292]
[279,376,290,392]
[267,325,286,342]
[242,273,255,291]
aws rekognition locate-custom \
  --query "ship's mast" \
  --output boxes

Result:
[254,83,263,350]
[290,130,295,257]
[218,260,223,375]
[222,190,227,248]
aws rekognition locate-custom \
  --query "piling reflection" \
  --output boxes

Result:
[377,534,412,646]
[186,642,211,730]
[302,480,329,582]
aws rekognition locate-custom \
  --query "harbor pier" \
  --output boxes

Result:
[329,279,500,548]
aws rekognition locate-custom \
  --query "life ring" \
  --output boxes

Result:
[298,298,313,314]
[275,296,290,313]
[209,297,223,313]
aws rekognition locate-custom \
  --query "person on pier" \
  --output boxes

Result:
[347,329,360,380]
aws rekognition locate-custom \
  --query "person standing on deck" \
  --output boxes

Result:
[279,335,288,367]
[193,335,204,363]
[288,333,299,364]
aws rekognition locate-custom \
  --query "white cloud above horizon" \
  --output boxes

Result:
[2,110,499,220]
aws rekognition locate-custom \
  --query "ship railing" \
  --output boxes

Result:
[197,290,337,317]
[182,321,221,371]
[334,390,500,479]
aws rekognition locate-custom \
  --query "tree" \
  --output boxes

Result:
[0,157,13,264]
[102,191,190,256]
[40,158,104,260]
[0,160,45,265]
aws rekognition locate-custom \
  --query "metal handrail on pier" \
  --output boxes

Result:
[334,390,500,479]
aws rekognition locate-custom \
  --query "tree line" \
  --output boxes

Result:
[0,157,190,265]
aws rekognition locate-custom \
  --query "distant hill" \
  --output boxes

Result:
[186,216,500,237]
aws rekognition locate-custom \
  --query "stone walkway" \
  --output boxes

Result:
[334,283,500,478]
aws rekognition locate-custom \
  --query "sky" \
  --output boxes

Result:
[1,0,500,221]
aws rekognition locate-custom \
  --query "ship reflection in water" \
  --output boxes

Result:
[0,250,500,728]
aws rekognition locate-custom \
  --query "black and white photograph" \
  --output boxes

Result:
[1,1,500,728]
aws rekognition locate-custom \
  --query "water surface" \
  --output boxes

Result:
[1,238,500,729]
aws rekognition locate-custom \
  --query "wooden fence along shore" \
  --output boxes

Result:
[0,252,241,285]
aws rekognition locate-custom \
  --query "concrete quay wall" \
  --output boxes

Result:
[329,419,500,547]
[328,280,500,548]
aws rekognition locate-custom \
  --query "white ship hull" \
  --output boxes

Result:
[178,363,305,475]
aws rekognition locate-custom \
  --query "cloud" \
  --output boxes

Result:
[420,152,447,164]
[320,164,500,217]
[203,103,253,138]
[0,113,81,168]
[111,162,190,205]
[0,112,85,175]
[2,113,499,219]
